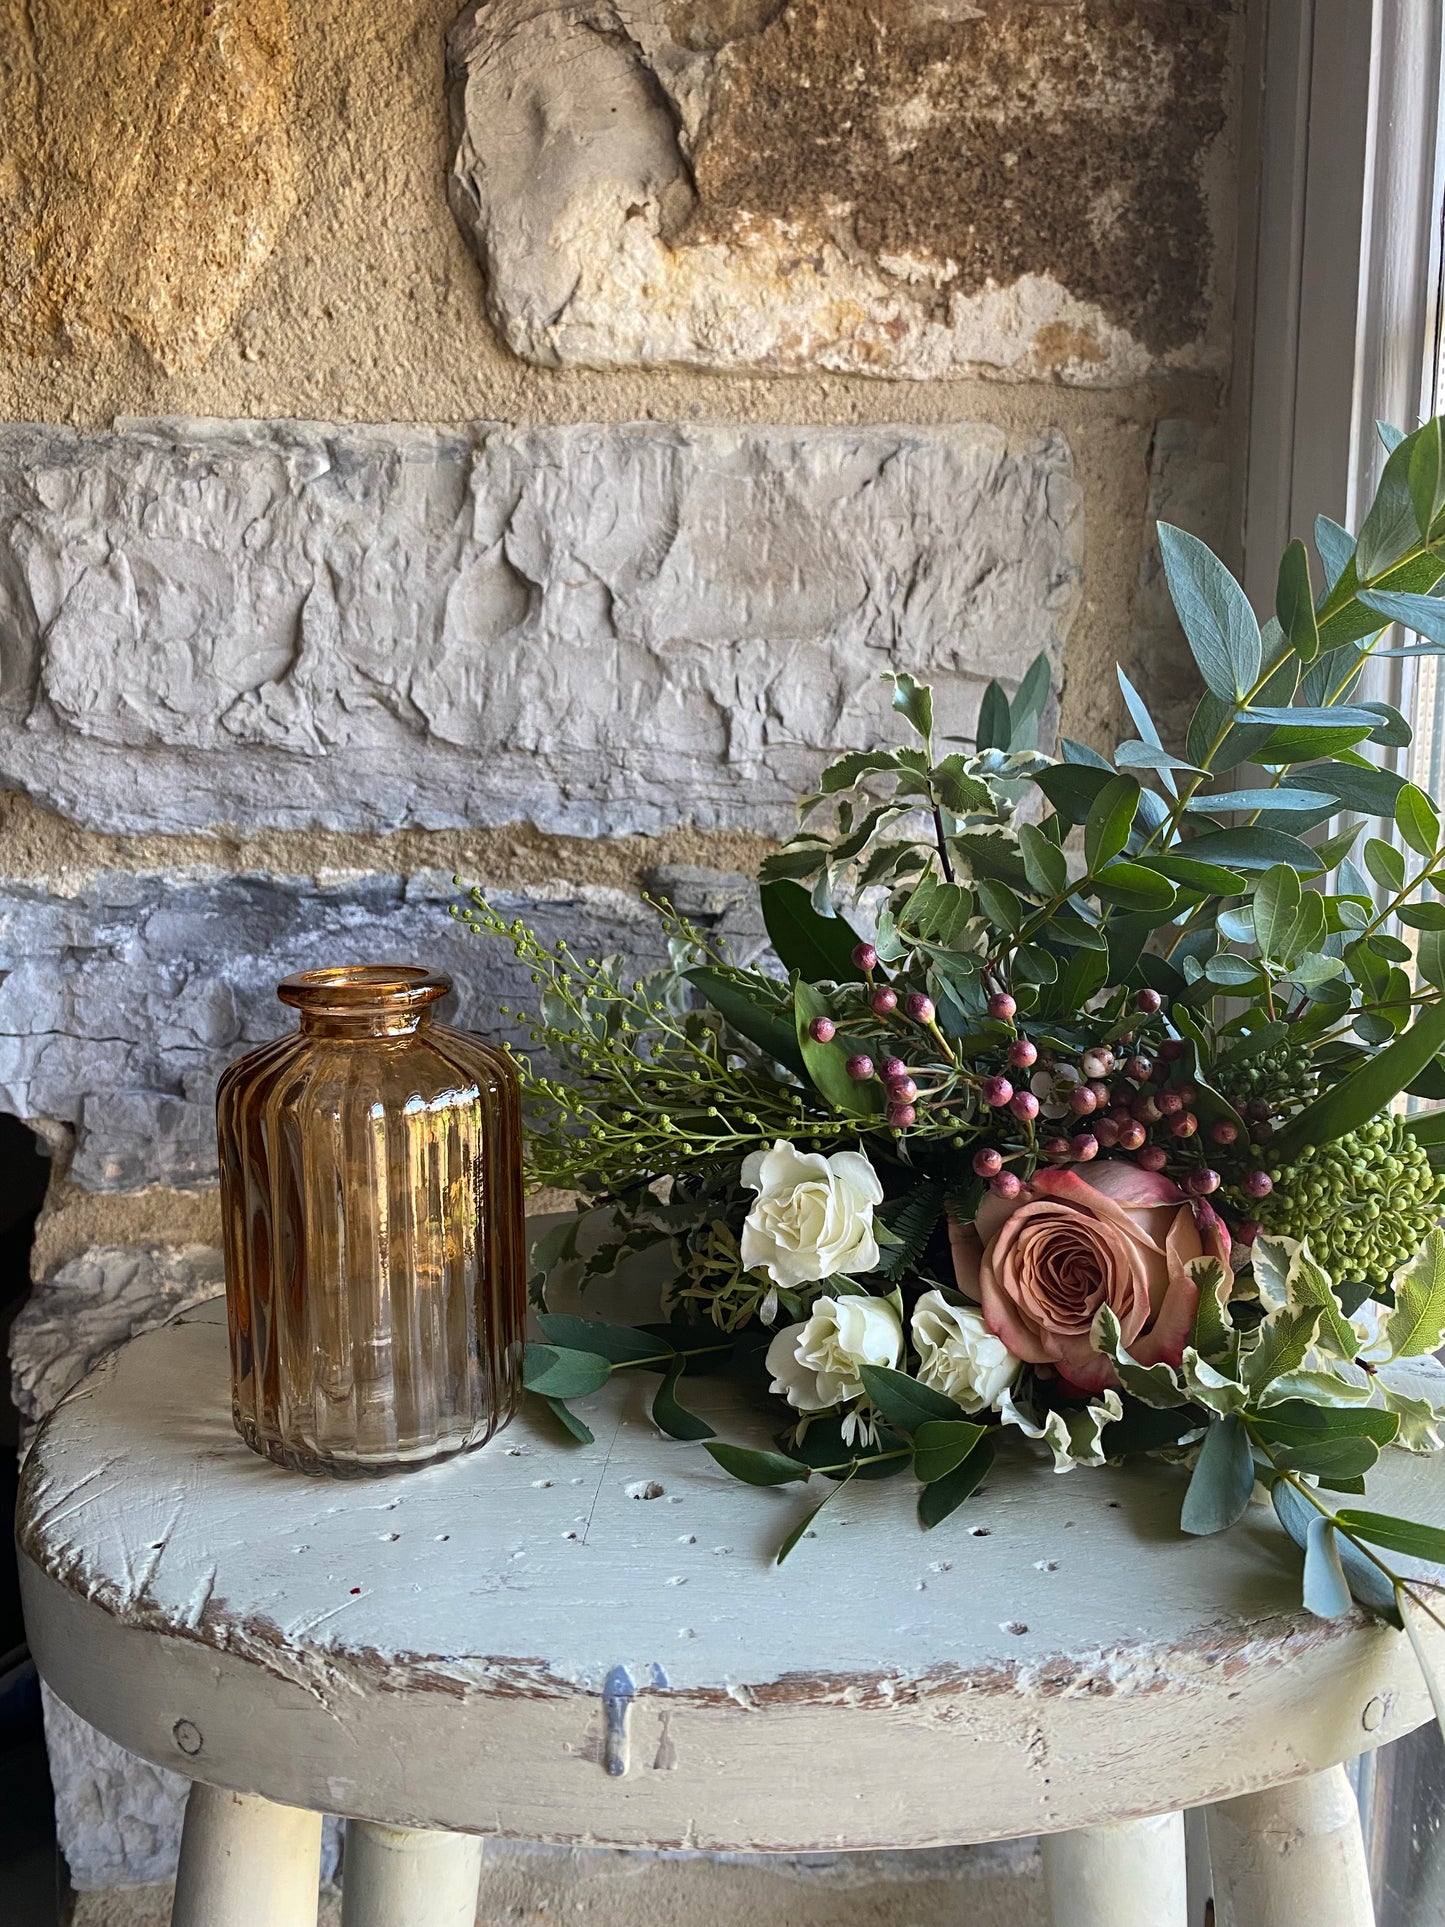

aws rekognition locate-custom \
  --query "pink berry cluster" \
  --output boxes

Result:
[802,943,944,1128]
[961,987,1276,1207]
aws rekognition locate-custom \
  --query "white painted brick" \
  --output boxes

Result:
[0,419,1080,836]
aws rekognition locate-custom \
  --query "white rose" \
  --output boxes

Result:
[740,1139,883,1288]
[765,1295,904,1412]
[911,1288,1021,1414]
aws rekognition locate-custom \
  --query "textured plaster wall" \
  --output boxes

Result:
[0,0,1248,1898]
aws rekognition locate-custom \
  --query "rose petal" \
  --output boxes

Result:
[949,1219,984,1301]
[1034,1162,1184,1210]
[1130,1273,1200,1373]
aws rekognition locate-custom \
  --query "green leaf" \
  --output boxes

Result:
[1187,788,1335,814]
[775,1472,853,1565]
[705,1442,811,1486]
[1239,705,1383,730]
[1034,761,1116,825]
[1159,523,1262,701]
[1009,653,1053,751]
[819,749,902,795]
[1398,903,1445,929]
[1018,821,1068,898]
[1182,828,1325,875]
[1315,515,1355,590]
[1279,761,1404,817]
[1358,587,1445,650]
[1084,774,1140,872]
[1180,1414,1256,1534]
[976,680,1011,751]
[1334,1508,1445,1566]
[930,756,996,816]
[1303,1515,1355,1617]
[918,1435,995,1529]
[1387,1230,1445,1357]
[1276,538,1320,662]
[1251,863,1301,961]
[1244,1308,1323,1392]
[1396,784,1441,859]
[761,880,866,983]
[1410,416,1445,536]
[1272,1000,1445,1158]
[522,1344,614,1400]
[536,1315,672,1366]
[1090,860,1177,911]
[1143,852,1248,894]
[542,1396,595,1444]
[1357,430,1425,579]
[857,1363,965,1431]
[794,979,883,1116]
[1272,1479,1401,1623]
[913,1418,990,1483]
[1253,1399,1399,1450]
[651,1358,716,1441]
[1362,701,1414,749]
[887,672,934,746]
[1364,836,1407,890]
[687,967,806,1077]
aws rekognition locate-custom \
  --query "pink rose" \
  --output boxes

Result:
[949,1163,1231,1395]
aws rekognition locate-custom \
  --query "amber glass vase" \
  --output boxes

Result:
[217,965,525,1475]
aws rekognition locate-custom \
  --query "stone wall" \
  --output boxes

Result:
[0,0,1247,1898]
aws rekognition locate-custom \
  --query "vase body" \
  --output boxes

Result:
[217,965,525,1475]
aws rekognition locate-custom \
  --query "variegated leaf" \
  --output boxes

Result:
[1389,1230,1445,1359]
[1182,1348,1247,1417]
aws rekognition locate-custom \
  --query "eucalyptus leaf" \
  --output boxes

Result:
[705,1442,810,1487]
[1276,537,1320,662]
[1303,1515,1355,1617]
[1180,1414,1256,1535]
[1159,523,1262,701]
[536,1314,672,1366]
[543,1397,595,1445]
[1315,515,1355,591]
[651,1359,716,1441]
[522,1344,614,1400]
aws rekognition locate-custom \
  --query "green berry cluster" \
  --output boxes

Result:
[1256,1115,1444,1292]
[1217,1040,1319,1120]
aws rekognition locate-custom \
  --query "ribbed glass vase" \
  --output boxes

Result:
[217,965,525,1475]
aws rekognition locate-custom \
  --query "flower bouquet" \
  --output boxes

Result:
[460,415,1445,1654]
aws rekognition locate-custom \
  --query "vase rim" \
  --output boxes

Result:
[277,964,453,1014]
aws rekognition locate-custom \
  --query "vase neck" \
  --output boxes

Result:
[277,965,452,1041]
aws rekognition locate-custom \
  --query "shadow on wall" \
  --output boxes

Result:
[0,1115,64,1926]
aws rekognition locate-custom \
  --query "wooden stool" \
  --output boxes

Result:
[17,1299,1445,1926]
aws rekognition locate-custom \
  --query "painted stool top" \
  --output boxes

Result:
[18,1297,1445,1850]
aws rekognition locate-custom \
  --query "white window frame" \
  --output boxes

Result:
[1236,6,1445,1908]
[1241,0,1445,765]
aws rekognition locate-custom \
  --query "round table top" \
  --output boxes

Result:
[17,1296,1445,1850]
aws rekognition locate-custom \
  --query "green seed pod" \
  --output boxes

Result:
[1254,1113,1444,1292]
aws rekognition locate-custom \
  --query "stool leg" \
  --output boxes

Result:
[1205,1765,1375,1926]
[341,1820,484,1927]
[1042,1810,1187,1926]
[170,1781,322,1927]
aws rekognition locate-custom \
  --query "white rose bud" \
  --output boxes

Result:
[740,1140,883,1288]
[911,1289,1021,1414]
[765,1295,904,1412]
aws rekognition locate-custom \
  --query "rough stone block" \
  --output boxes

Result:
[0,869,748,1192]
[0,0,297,371]
[447,0,1236,381]
[10,1243,225,1426]
[0,419,1081,837]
